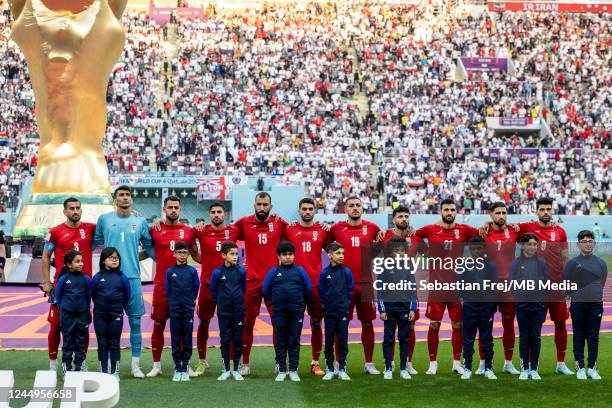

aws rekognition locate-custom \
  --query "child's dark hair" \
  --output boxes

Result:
[221,241,238,254]
[327,242,343,253]
[277,240,295,255]
[58,250,82,278]
[577,230,595,241]
[99,247,121,271]
[468,236,485,246]
[174,241,189,252]
[518,233,539,258]
[385,236,408,255]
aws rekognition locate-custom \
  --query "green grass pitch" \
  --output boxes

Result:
[2,335,609,407]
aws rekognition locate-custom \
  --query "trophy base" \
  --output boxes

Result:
[12,194,114,237]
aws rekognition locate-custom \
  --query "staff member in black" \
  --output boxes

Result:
[510,233,548,381]
[91,247,131,380]
[564,230,607,380]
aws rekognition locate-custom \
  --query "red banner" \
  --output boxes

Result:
[489,2,611,13]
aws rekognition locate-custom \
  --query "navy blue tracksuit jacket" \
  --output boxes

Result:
[263,264,312,372]
[91,268,131,374]
[510,257,548,371]
[210,263,246,371]
[564,254,608,369]
[55,270,92,370]
[376,267,417,371]
[460,259,497,371]
[165,263,200,371]
[318,264,354,371]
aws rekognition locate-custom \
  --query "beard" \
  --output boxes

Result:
[443,215,455,225]
[539,215,551,223]
[395,223,408,231]
[256,210,270,221]
[211,218,224,226]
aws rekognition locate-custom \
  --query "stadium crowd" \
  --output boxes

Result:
[0,1,610,214]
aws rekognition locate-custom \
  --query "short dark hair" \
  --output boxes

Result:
[277,240,295,255]
[440,198,456,209]
[489,201,506,212]
[164,195,181,206]
[299,197,315,208]
[174,241,189,252]
[327,242,344,253]
[220,241,238,254]
[113,185,132,198]
[63,197,81,209]
[385,236,408,254]
[577,230,595,241]
[255,192,271,203]
[468,236,485,245]
[536,197,553,209]
[392,206,410,217]
[518,233,539,244]
[209,202,225,212]
[344,195,361,206]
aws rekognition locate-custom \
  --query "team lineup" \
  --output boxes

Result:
[42,188,607,383]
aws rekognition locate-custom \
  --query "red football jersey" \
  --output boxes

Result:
[518,221,568,281]
[330,220,381,282]
[195,224,240,283]
[149,223,197,285]
[235,215,288,280]
[414,223,479,281]
[47,222,96,283]
[484,226,520,280]
[283,223,331,284]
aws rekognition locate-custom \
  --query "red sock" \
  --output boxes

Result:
[427,327,439,362]
[151,320,166,362]
[311,325,322,361]
[502,317,515,361]
[362,322,375,363]
[242,317,255,364]
[478,337,484,360]
[408,328,415,362]
[48,324,61,360]
[451,328,462,361]
[554,321,567,362]
[197,320,210,361]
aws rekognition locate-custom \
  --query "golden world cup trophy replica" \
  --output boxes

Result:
[9,0,128,236]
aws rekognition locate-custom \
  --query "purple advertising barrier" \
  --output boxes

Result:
[461,57,508,72]
[148,5,205,25]
[500,117,531,126]
[488,148,582,158]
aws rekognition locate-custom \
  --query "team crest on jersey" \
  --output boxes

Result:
[131,224,137,232]
[454,229,460,239]
[179,230,185,239]
[224,229,230,239]
[313,231,318,241]
[269,223,274,232]
[79,229,85,239]
[550,232,556,241]
[504,228,510,239]
[362,225,368,235]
